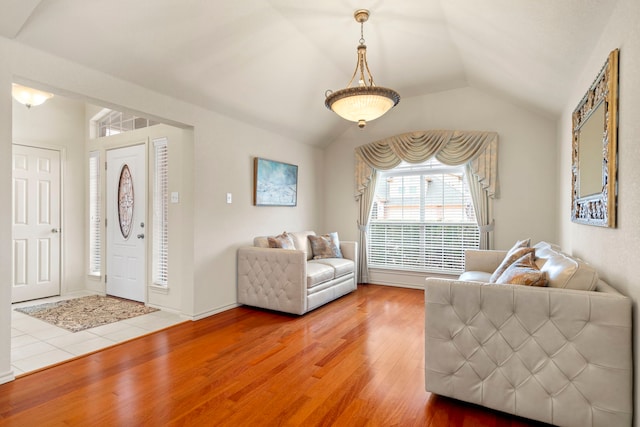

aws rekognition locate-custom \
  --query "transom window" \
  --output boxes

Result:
[368,159,480,274]
[95,110,158,137]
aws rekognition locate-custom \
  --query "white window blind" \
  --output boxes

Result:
[368,159,480,274]
[88,151,101,276]
[153,138,169,287]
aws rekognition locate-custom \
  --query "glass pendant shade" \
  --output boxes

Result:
[12,83,54,108]
[325,86,400,128]
[325,9,400,128]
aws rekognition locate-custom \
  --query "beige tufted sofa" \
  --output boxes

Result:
[424,242,632,427]
[237,231,357,315]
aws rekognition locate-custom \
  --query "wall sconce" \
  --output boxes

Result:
[12,83,54,108]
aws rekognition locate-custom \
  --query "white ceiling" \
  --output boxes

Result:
[2,0,619,146]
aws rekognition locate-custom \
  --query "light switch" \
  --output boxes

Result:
[226,193,232,204]
[171,192,179,203]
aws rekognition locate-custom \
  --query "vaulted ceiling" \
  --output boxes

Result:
[1,0,619,145]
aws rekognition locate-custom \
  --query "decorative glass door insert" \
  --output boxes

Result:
[118,164,134,239]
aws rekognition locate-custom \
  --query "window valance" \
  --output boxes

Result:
[355,130,499,199]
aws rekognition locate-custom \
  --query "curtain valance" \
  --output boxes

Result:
[355,130,499,199]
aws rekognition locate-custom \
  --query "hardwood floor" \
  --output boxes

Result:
[0,285,548,426]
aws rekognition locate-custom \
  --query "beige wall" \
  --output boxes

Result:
[12,95,86,295]
[0,40,12,384]
[323,86,558,286]
[557,0,640,419]
[0,37,325,381]
[84,124,194,315]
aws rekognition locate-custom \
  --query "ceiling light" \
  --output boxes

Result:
[12,83,54,108]
[325,9,400,129]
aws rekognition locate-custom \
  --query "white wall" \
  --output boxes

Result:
[12,95,86,294]
[557,0,640,419]
[323,86,558,286]
[0,37,325,381]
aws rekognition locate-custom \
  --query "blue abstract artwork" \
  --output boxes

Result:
[254,158,298,206]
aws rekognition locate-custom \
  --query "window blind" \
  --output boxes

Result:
[88,151,101,275]
[153,138,169,287]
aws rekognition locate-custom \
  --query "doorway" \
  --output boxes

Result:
[105,144,147,302]
[11,144,61,303]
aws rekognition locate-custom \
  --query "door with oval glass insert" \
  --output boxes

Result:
[106,144,146,302]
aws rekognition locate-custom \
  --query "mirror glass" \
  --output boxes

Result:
[578,101,604,198]
[571,48,618,227]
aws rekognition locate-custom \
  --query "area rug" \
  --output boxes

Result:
[15,295,159,332]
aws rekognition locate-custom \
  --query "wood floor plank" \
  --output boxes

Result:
[0,284,550,426]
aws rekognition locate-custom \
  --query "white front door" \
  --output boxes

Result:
[12,145,61,303]
[106,144,146,302]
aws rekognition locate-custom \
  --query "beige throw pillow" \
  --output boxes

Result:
[496,252,548,287]
[308,232,343,259]
[489,238,532,283]
[267,231,296,250]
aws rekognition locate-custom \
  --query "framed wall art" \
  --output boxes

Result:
[253,157,298,206]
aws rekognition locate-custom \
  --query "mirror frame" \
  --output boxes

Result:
[571,48,619,227]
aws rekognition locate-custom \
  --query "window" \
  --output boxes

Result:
[368,159,479,274]
[95,110,158,138]
[88,151,101,276]
[152,138,169,286]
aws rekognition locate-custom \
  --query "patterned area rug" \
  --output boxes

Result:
[15,295,159,333]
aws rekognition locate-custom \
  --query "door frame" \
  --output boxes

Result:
[11,141,66,300]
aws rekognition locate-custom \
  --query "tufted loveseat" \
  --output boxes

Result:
[424,242,632,427]
[237,231,357,315]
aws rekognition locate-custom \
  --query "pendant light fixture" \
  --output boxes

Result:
[12,83,54,108]
[325,9,400,128]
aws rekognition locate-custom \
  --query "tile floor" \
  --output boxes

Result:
[11,291,186,376]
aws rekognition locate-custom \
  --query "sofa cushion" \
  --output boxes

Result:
[310,258,354,279]
[290,231,316,260]
[308,232,343,259]
[496,252,548,287]
[535,245,598,291]
[267,231,296,249]
[306,262,335,288]
[489,239,533,282]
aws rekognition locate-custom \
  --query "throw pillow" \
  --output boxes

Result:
[267,231,296,250]
[308,232,343,259]
[496,252,548,287]
[489,238,532,283]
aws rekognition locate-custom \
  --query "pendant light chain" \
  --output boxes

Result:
[361,21,375,87]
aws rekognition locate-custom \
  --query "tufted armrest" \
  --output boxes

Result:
[464,249,507,273]
[237,247,307,315]
[424,278,632,427]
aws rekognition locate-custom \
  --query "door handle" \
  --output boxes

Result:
[51,228,60,233]
[137,233,145,239]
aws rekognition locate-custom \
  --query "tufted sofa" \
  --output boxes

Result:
[424,242,632,427]
[237,231,357,315]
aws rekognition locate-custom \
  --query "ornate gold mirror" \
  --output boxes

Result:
[571,48,619,227]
